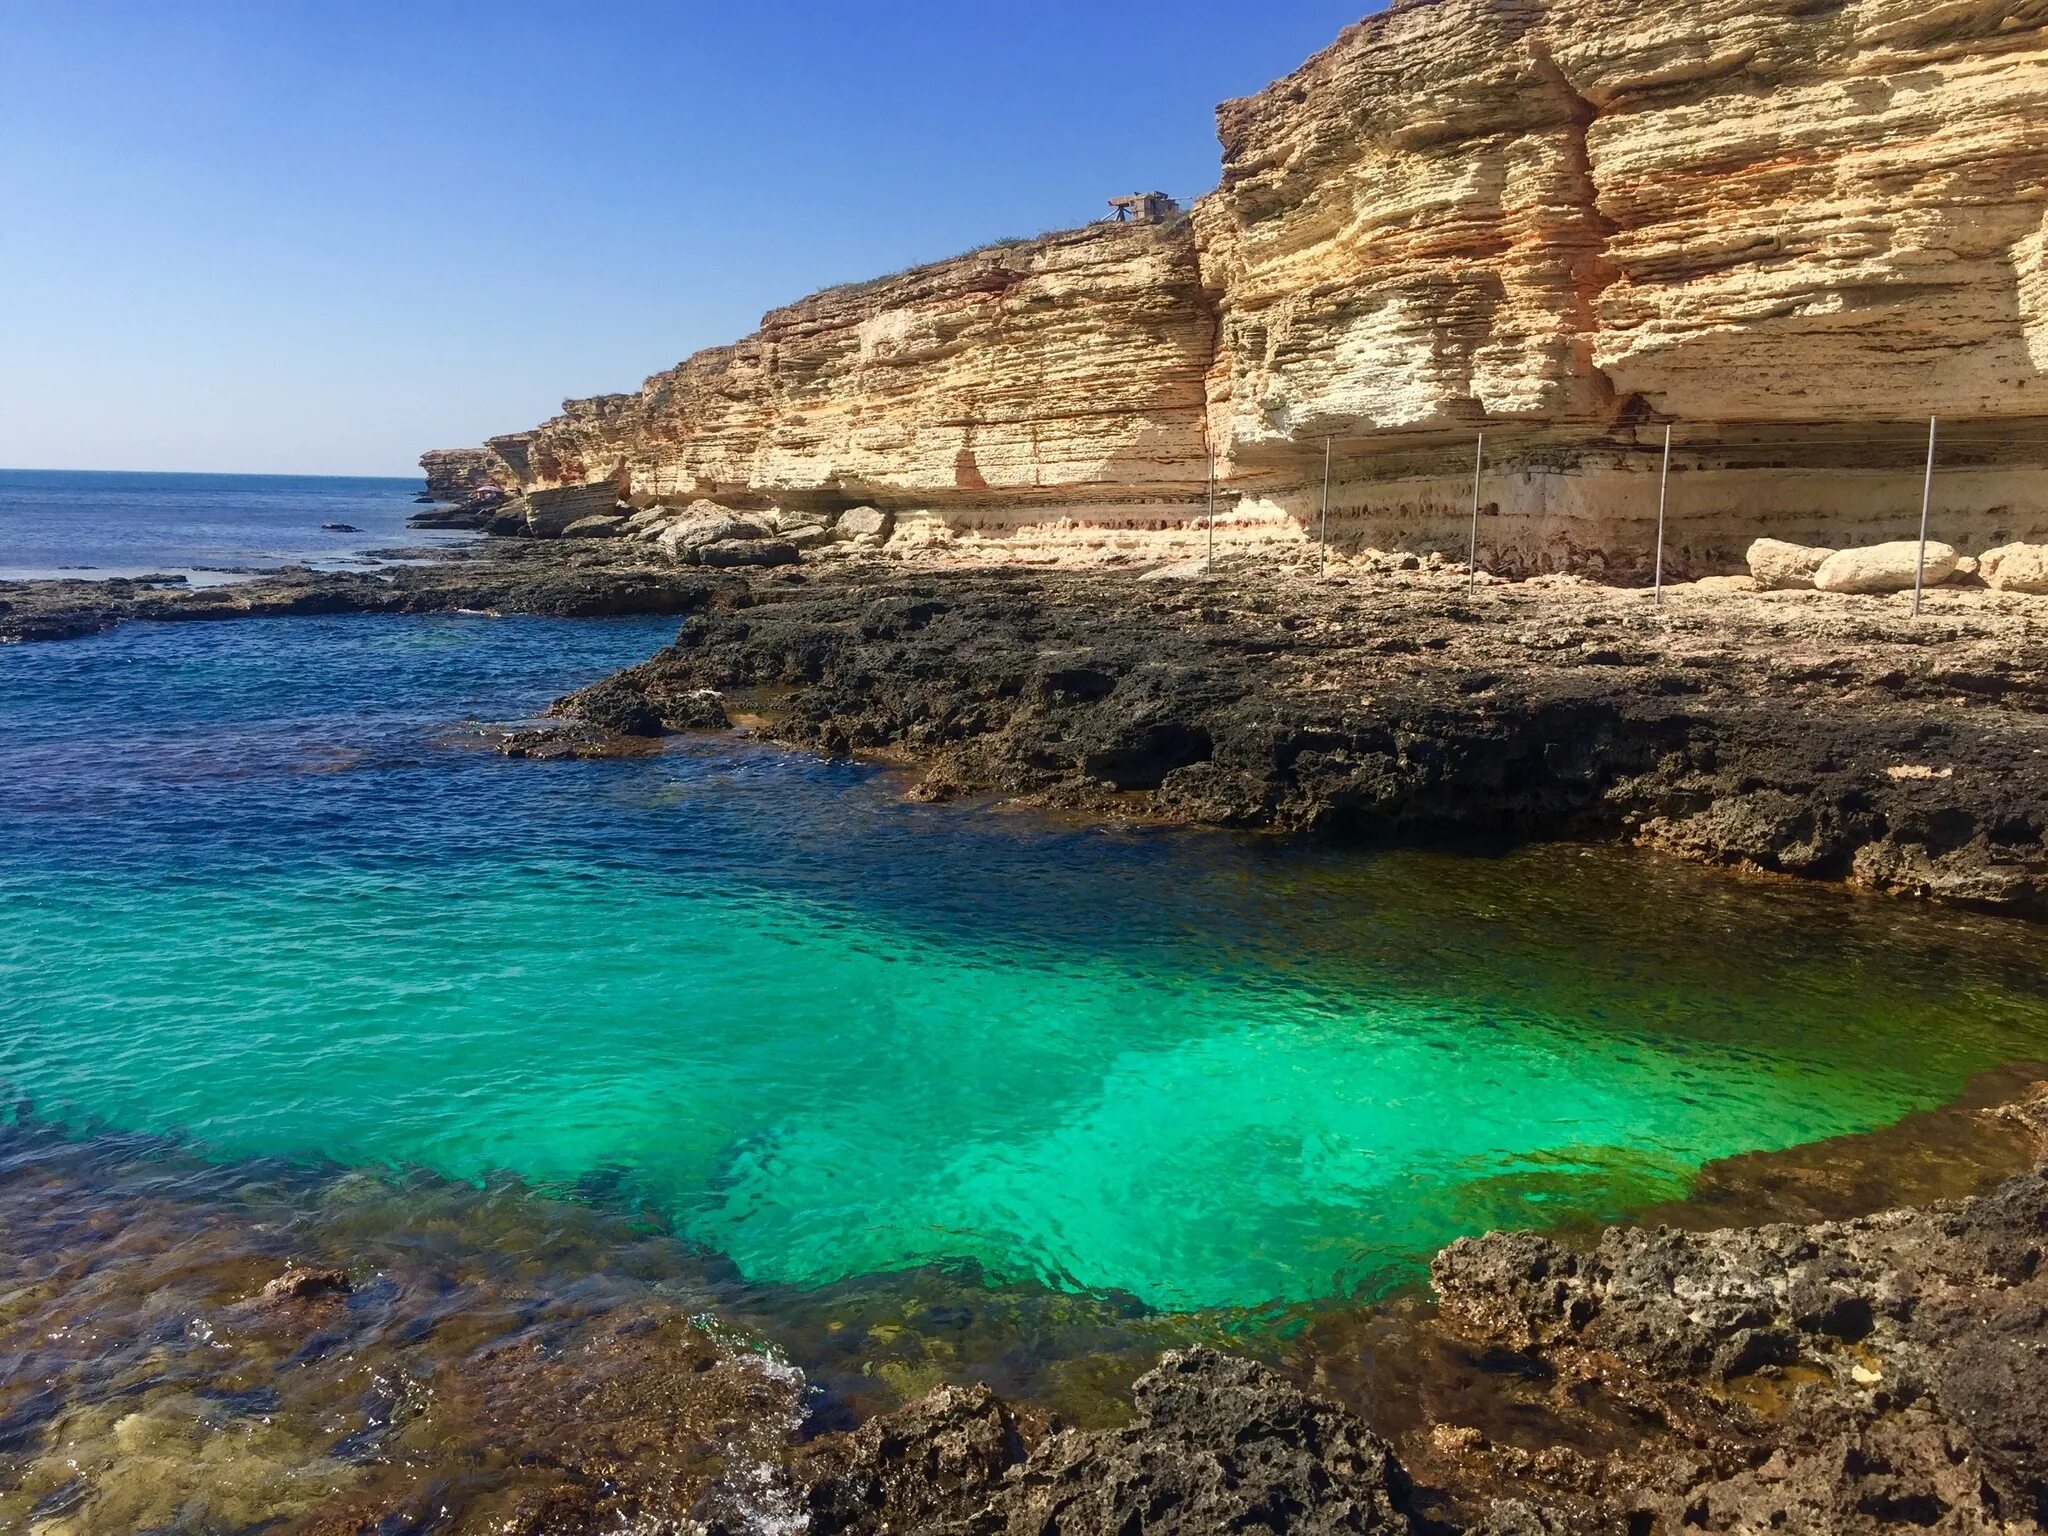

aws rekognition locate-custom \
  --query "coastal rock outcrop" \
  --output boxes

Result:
[465,219,1217,537]
[554,561,2048,917]
[424,0,2048,576]
[781,1348,1421,1536]
[419,447,513,504]
[1431,1154,2048,1530]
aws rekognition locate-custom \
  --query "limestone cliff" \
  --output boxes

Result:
[1202,0,2048,572]
[478,221,1215,533]
[427,0,2048,575]
[419,447,514,503]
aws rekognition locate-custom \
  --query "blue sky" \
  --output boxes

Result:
[0,2,1373,476]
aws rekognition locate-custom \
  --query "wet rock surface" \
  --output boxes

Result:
[782,1349,1422,1535]
[0,540,733,643]
[1423,1088,2048,1534]
[0,1121,808,1536]
[555,562,2048,918]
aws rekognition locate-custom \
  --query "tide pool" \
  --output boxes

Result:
[5,613,2048,1312]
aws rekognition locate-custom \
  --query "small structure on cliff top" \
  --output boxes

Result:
[1107,192,1179,224]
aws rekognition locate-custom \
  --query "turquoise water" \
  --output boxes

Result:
[5,614,2048,1313]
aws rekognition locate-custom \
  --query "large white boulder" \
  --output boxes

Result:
[1980,543,2048,594]
[654,502,771,561]
[1812,540,1958,594]
[1746,538,1833,591]
[836,506,894,546]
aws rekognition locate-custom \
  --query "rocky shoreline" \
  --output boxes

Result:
[3,1074,2041,1535]
[0,540,723,644]
[11,541,2048,920]
[10,542,2048,1533]
[545,555,2048,921]
[771,1079,2048,1536]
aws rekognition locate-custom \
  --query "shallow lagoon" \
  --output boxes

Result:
[5,613,2048,1326]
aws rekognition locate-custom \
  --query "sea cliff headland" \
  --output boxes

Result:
[424,0,2048,578]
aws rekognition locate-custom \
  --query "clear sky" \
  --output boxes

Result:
[0,1,1376,477]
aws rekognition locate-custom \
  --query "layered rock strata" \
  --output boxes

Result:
[418,447,513,504]
[426,0,2048,576]
[1199,0,2048,572]
[468,220,1217,536]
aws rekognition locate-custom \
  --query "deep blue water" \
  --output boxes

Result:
[0,468,465,581]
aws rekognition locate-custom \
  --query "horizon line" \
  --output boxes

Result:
[0,465,423,482]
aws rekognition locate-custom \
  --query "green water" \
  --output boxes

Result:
[5,615,2048,1314]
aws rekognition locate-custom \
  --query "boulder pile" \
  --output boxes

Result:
[1740,537,2047,596]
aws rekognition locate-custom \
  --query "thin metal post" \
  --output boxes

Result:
[1913,415,1937,618]
[1205,454,1215,574]
[1654,423,1672,605]
[1319,437,1331,578]
[1467,433,1484,592]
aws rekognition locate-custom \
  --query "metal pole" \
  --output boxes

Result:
[1205,453,1215,574]
[1654,423,1672,605]
[1467,433,1484,592]
[1319,437,1331,578]
[1913,415,1937,618]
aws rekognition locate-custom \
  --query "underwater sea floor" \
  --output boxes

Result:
[4,613,2048,1528]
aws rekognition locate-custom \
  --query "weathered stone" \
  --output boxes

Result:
[523,485,625,538]
[561,515,625,539]
[418,447,513,504]
[780,522,836,550]
[1747,539,1834,591]
[654,503,771,562]
[1813,541,1959,594]
[790,1349,1420,1535]
[257,1266,351,1304]
[622,503,677,536]
[697,538,799,569]
[1982,542,2048,594]
[835,506,894,544]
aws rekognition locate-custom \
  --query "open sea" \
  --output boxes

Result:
[5,474,2048,1496]
[0,468,464,582]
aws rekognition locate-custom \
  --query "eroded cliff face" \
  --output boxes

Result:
[419,447,514,503]
[483,222,1216,533]
[428,0,2048,575]
[1201,0,2048,572]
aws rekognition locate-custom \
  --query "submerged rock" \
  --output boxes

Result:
[257,1265,352,1304]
